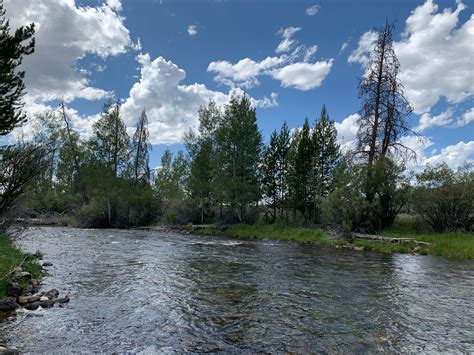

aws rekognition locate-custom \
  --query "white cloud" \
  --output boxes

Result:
[208,27,332,91]
[208,56,287,88]
[303,45,318,62]
[187,25,197,36]
[424,141,474,168]
[348,31,377,65]
[454,107,474,127]
[271,60,333,91]
[305,5,320,16]
[4,0,137,104]
[334,113,360,152]
[120,54,276,144]
[106,0,123,11]
[339,40,350,54]
[349,0,474,114]
[415,109,453,131]
[276,27,301,53]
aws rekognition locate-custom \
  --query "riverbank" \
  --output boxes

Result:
[0,234,42,301]
[179,224,474,259]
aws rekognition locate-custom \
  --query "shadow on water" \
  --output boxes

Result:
[1,227,473,353]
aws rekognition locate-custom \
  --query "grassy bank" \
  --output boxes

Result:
[0,234,42,300]
[188,224,474,259]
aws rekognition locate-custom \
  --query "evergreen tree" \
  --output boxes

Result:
[261,130,279,223]
[0,0,35,135]
[261,121,291,223]
[288,118,314,221]
[215,94,262,222]
[312,105,340,198]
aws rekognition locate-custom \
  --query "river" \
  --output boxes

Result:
[1,227,473,353]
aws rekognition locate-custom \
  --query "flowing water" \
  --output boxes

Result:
[1,227,473,353]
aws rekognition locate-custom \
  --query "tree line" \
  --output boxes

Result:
[0,2,472,234]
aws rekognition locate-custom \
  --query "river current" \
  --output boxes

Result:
[1,227,473,353]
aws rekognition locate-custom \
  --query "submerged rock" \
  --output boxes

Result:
[45,289,59,299]
[42,262,53,267]
[56,295,70,304]
[39,299,55,308]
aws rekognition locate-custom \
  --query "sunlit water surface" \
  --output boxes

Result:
[1,227,473,353]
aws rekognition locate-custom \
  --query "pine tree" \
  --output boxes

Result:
[288,118,313,221]
[261,130,279,223]
[312,105,340,198]
[0,0,35,135]
[215,94,262,222]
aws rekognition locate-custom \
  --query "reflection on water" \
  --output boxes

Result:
[1,227,473,353]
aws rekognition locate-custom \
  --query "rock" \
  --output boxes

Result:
[353,246,364,251]
[45,289,59,299]
[30,279,39,286]
[39,299,55,308]
[29,295,41,303]
[39,296,49,302]
[11,267,22,274]
[0,298,19,312]
[24,302,40,311]
[17,296,30,305]
[42,262,53,267]
[413,246,422,253]
[5,283,22,298]
[13,271,31,281]
[56,295,70,304]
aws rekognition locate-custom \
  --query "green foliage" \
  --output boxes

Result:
[413,163,474,232]
[0,0,35,135]
[0,234,42,299]
[215,94,263,222]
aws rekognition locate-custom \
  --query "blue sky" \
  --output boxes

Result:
[5,0,474,169]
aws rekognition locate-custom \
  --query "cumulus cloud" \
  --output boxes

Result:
[208,27,332,91]
[276,27,301,53]
[305,5,320,16]
[454,107,474,127]
[424,141,474,168]
[415,109,454,131]
[5,0,137,103]
[271,60,333,91]
[207,56,287,88]
[187,25,197,36]
[120,54,277,144]
[349,0,474,115]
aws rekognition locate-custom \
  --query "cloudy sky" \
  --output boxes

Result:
[4,0,474,169]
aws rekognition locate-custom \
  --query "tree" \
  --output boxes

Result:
[0,0,35,135]
[215,94,262,222]
[131,110,151,185]
[261,121,291,223]
[261,130,279,223]
[288,118,314,221]
[355,22,414,202]
[89,101,130,178]
[312,105,340,198]
[414,163,474,232]
[185,101,221,223]
[89,101,130,226]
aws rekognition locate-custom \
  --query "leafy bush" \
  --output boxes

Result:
[413,163,474,232]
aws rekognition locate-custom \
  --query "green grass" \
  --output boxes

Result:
[0,234,42,300]
[190,223,474,259]
[382,229,474,259]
